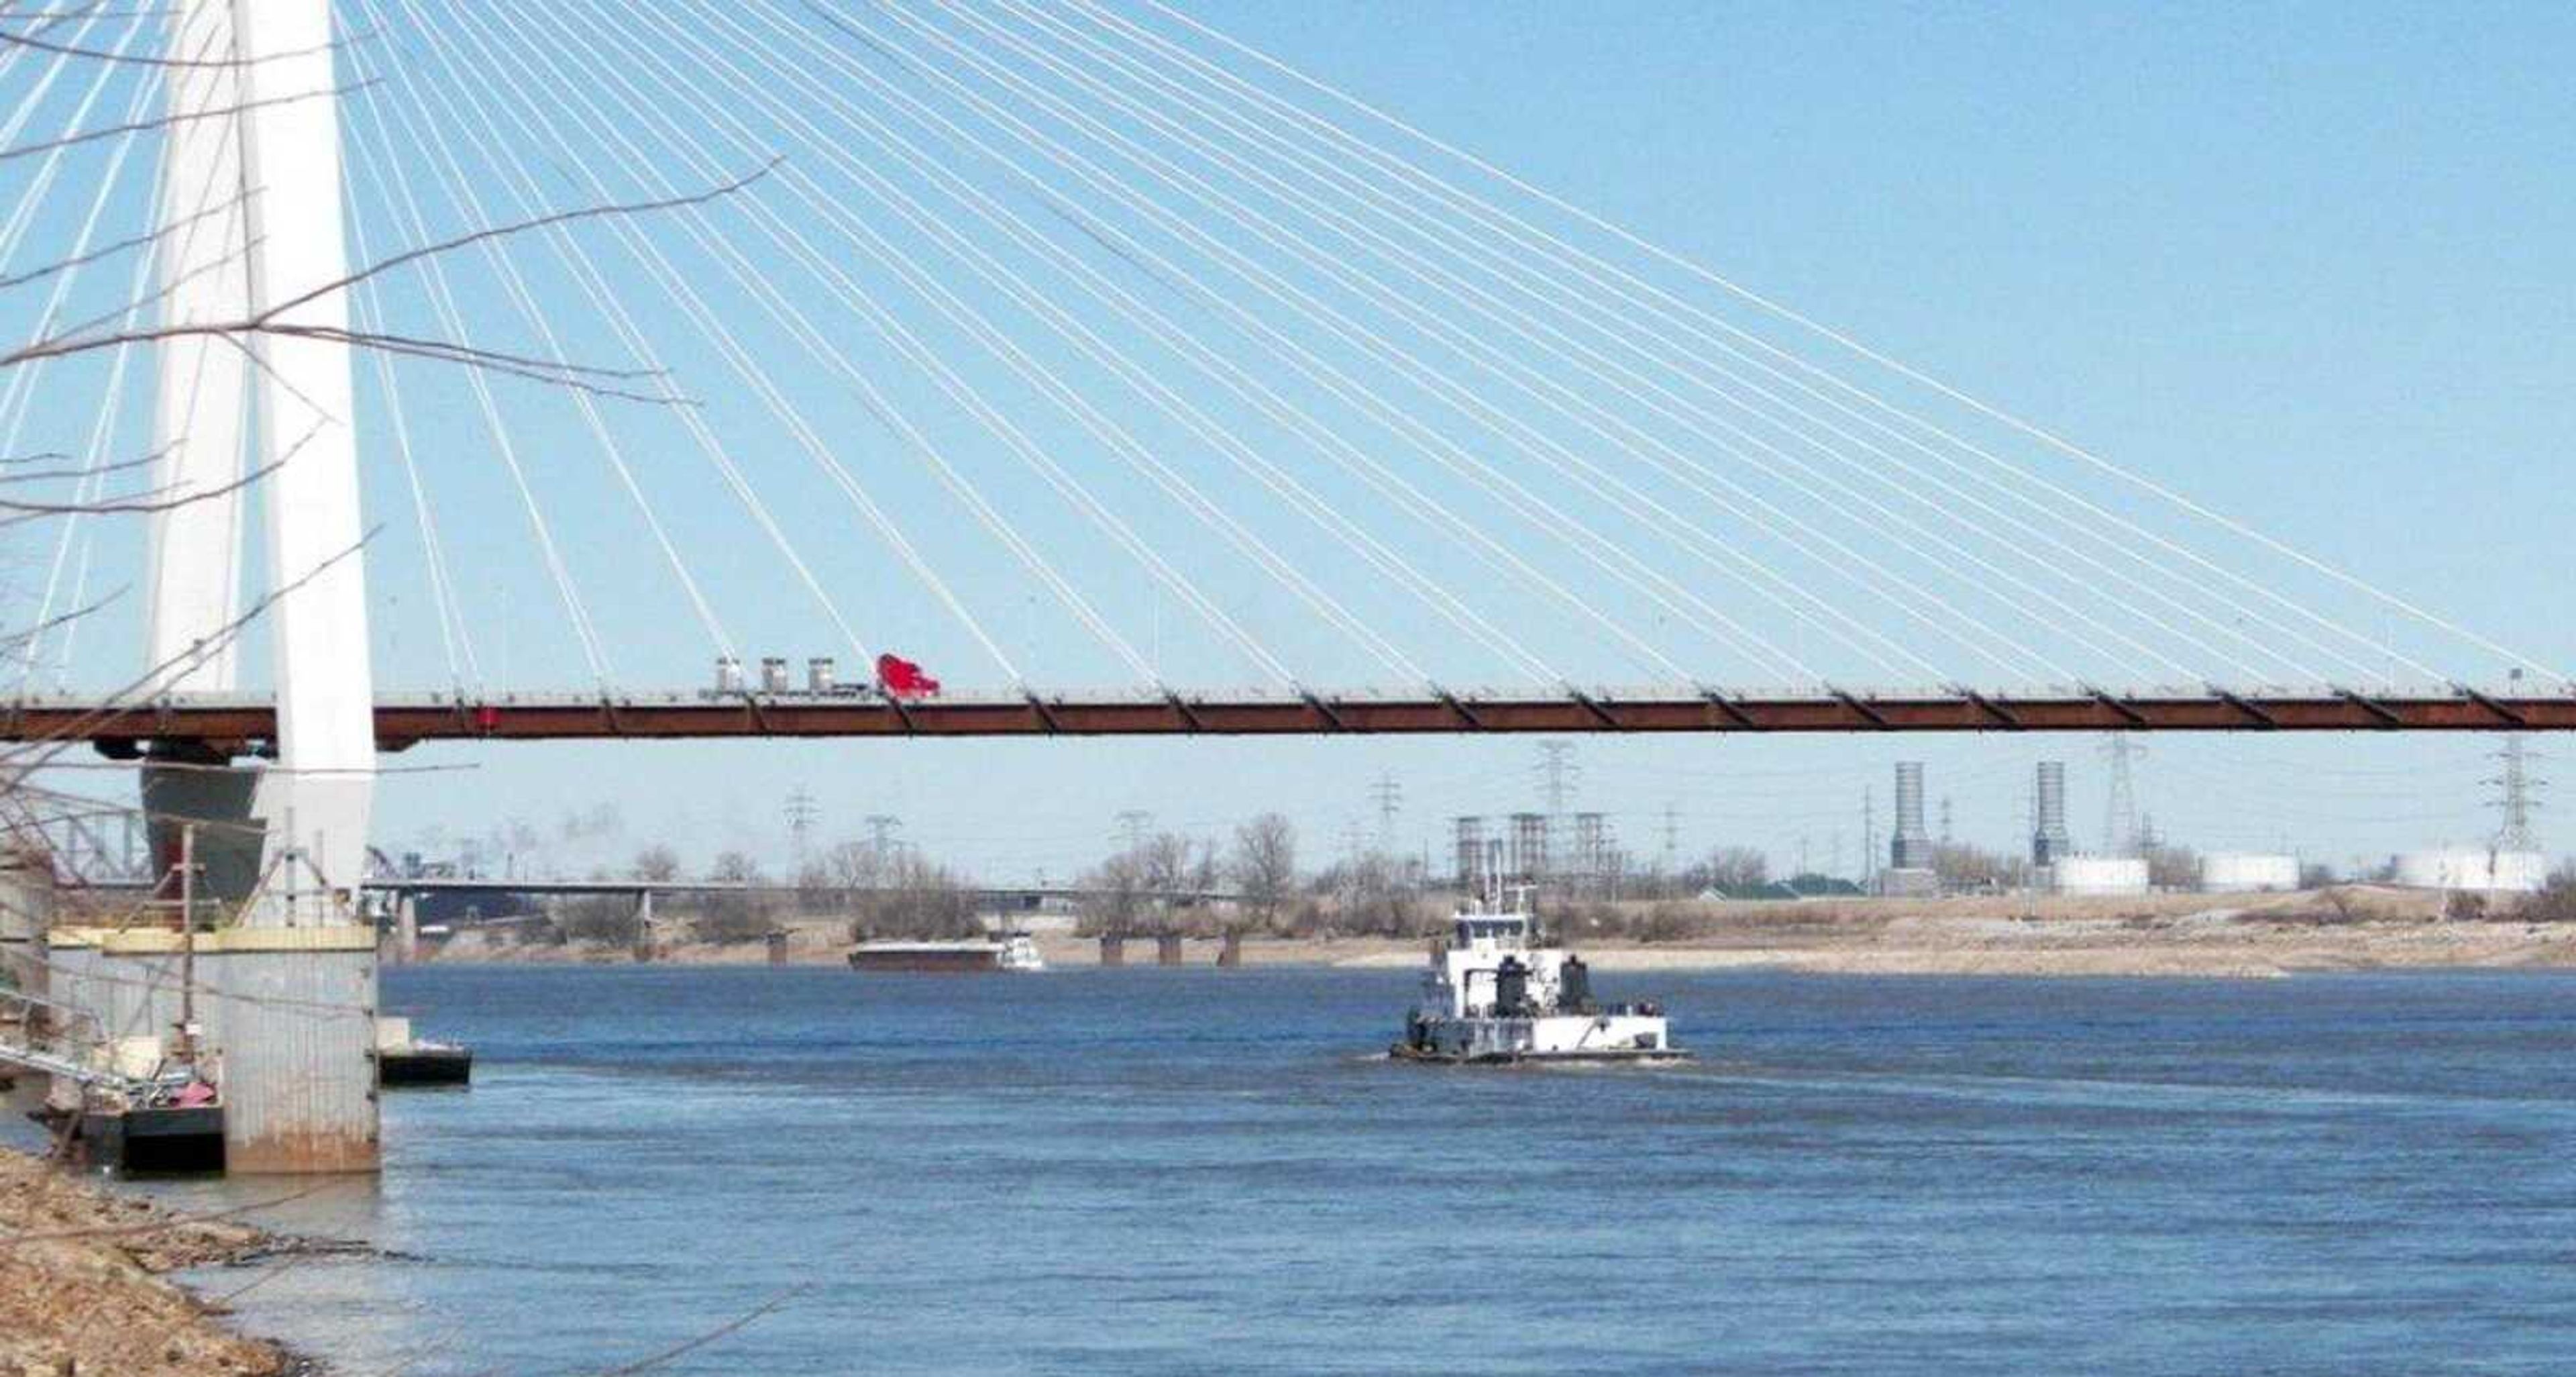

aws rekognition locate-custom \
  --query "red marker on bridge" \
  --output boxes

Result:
[875,653,941,700]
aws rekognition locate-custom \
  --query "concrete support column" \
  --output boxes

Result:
[633,890,654,963]
[232,0,373,923]
[1156,933,1183,966]
[1099,933,1124,967]
[1217,931,1242,968]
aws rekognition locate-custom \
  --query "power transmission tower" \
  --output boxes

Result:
[1114,810,1152,852]
[784,786,818,870]
[864,813,902,865]
[1862,787,1876,892]
[2101,733,2144,857]
[1534,740,1578,814]
[1939,795,1954,846]
[2489,733,2544,852]
[1369,774,1403,852]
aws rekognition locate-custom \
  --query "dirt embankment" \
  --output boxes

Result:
[0,1146,291,1376]
[416,886,2576,979]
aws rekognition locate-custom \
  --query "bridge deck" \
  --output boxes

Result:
[6,688,2573,749]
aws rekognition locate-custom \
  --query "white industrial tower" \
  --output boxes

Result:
[144,0,374,924]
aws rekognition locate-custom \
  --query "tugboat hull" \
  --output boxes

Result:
[1395,1011,1686,1065]
[1389,1042,1693,1066]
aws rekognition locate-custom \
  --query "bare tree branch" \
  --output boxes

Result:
[0,457,276,519]
[0,22,362,68]
[0,79,377,164]
[4,164,772,397]
[260,156,781,323]
[0,193,250,292]
[0,446,167,485]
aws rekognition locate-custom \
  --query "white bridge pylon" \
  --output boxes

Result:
[143,0,373,923]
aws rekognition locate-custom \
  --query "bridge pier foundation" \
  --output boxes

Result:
[1099,934,1124,967]
[1218,931,1242,968]
[1156,933,1184,966]
[632,890,655,963]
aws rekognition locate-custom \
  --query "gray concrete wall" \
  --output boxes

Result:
[47,929,380,1174]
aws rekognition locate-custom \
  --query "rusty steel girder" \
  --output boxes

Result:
[6,689,2575,753]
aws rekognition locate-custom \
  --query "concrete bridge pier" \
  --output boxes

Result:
[1218,931,1242,968]
[632,890,655,963]
[1156,933,1184,966]
[1099,933,1125,967]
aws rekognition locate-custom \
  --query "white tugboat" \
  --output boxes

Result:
[1394,885,1686,1064]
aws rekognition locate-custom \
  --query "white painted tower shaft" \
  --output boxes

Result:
[147,0,375,920]
[142,0,248,691]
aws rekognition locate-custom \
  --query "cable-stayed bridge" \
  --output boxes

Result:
[4,1,2571,899]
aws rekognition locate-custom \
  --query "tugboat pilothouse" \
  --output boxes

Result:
[1395,886,1686,1064]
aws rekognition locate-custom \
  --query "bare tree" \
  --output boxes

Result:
[631,844,681,882]
[1228,813,1296,929]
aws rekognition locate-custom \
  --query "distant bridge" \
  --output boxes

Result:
[8,687,2573,754]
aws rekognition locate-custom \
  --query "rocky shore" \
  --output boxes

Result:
[0,1145,292,1376]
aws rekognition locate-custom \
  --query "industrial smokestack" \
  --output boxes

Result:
[2033,760,2072,866]
[1890,762,1933,871]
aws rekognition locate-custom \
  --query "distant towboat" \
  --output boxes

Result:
[847,933,1044,974]
[1395,886,1686,1065]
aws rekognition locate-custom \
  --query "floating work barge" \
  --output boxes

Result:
[374,1017,472,1088]
[847,934,1044,974]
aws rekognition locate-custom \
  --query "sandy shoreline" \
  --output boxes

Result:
[0,1143,295,1375]
[416,887,2576,981]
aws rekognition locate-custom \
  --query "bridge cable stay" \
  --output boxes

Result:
[1110,0,2567,691]
[907,0,2364,693]
[1002,0,2342,691]
[17,4,2547,704]
[494,0,1441,691]
[374,0,1115,691]
[629,2,1556,691]
[351,13,900,681]
[863,0,2301,691]
[338,23,740,679]
[407,0,1772,696]
[680,0,1731,691]
[726,0,1805,688]
[437,0,1452,696]
[934,0,2106,691]
[327,41,619,689]
[0,7,125,266]
[1044,2,2402,691]
[828,0,1889,684]
[340,170,480,695]
[0,13,157,491]
[336,15,859,685]
[10,15,170,688]
[993,4,2263,692]
[376,0,1135,693]
[449,3,1349,695]
[680,0,1721,692]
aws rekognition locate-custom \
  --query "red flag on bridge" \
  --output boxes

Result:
[875,652,941,699]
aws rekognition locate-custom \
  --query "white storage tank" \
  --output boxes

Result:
[2199,853,2300,893]
[2045,855,2150,896]
[2394,848,2547,893]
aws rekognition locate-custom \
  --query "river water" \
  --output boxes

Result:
[101,966,2576,1372]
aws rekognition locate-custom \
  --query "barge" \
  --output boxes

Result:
[847,933,1044,974]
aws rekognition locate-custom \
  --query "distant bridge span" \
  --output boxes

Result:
[9,687,2575,753]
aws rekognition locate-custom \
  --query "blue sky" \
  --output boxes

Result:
[5,1,2571,879]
